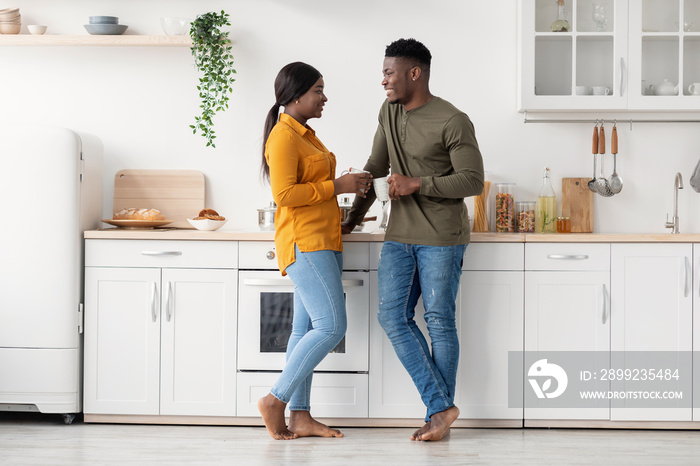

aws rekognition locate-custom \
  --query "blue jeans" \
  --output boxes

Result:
[377,241,467,422]
[270,245,347,411]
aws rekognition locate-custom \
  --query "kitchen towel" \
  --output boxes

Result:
[691,158,700,192]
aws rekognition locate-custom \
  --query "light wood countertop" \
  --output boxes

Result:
[84,229,700,243]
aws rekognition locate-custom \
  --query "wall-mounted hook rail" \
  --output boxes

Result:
[522,111,700,130]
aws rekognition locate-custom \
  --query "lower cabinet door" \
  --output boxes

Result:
[368,272,464,419]
[611,244,693,422]
[84,267,161,415]
[236,372,368,418]
[459,271,524,420]
[160,269,238,416]
[524,271,611,420]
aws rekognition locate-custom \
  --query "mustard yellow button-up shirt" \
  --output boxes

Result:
[265,113,342,275]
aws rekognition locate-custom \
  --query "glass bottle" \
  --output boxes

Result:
[551,0,570,33]
[537,167,556,233]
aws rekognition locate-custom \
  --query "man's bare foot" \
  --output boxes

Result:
[289,410,344,438]
[410,421,431,441]
[416,406,460,441]
[257,393,297,440]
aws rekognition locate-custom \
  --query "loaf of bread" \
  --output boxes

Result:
[194,208,225,221]
[113,208,165,221]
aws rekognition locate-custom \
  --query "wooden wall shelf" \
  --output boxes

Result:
[0,35,192,47]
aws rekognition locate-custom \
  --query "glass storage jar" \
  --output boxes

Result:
[494,183,515,233]
[556,216,572,233]
[516,201,536,233]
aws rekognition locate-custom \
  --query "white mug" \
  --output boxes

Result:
[341,167,370,175]
[372,176,390,202]
[576,85,592,95]
[688,83,700,95]
[592,86,610,95]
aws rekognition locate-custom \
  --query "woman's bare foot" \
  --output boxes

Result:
[410,421,431,441]
[257,393,297,440]
[288,410,344,438]
[416,406,460,441]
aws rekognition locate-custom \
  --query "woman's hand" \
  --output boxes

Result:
[333,172,373,197]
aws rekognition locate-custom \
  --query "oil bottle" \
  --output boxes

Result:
[537,167,556,233]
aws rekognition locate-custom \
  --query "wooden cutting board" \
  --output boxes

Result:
[113,169,205,229]
[561,177,593,233]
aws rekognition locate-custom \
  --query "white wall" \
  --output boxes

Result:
[2,0,699,233]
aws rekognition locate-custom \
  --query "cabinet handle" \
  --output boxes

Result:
[547,254,589,260]
[150,282,158,323]
[619,57,625,96]
[242,278,364,287]
[601,284,609,324]
[141,251,183,256]
[684,257,690,298]
[165,281,173,322]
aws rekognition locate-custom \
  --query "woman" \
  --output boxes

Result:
[258,62,371,440]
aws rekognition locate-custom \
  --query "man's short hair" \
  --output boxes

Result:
[385,38,432,70]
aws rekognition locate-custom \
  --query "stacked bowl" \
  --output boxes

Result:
[84,15,128,35]
[0,8,21,35]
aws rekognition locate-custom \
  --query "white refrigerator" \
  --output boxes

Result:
[0,124,103,423]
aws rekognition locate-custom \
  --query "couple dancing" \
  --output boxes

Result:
[257,38,484,441]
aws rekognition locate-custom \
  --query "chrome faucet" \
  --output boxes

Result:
[665,172,684,234]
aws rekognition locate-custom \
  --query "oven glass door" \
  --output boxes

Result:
[238,270,369,372]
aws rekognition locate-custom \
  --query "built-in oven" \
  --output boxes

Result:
[237,242,370,373]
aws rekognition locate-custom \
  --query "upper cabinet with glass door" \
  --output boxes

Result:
[519,0,629,111]
[627,0,700,110]
[519,0,700,111]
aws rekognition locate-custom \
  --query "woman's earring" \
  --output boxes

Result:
[295,100,299,104]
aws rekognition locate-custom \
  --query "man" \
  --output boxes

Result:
[342,38,484,441]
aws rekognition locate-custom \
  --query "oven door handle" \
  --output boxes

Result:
[242,278,364,287]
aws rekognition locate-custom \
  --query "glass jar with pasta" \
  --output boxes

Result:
[494,183,515,233]
[516,201,536,233]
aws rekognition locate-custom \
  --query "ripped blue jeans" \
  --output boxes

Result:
[377,241,467,422]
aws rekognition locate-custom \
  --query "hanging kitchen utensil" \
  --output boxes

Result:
[609,123,623,194]
[588,123,599,192]
[594,123,614,197]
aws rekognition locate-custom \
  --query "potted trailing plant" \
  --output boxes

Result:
[189,10,236,148]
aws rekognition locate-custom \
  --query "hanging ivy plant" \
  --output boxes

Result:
[189,11,236,148]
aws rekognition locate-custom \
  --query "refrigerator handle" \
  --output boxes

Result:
[78,303,84,334]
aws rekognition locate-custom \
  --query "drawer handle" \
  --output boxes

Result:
[141,251,183,256]
[547,254,589,260]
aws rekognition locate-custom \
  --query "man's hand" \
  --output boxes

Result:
[387,174,421,200]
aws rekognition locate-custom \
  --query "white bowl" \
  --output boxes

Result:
[27,24,47,35]
[187,218,227,231]
[160,17,189,36]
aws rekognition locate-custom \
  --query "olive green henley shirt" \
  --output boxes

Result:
[347,97,484,245]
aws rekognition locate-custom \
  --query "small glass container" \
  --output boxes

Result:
[556,216,572,233]
[494,183,515,233]
[516,201,536,233]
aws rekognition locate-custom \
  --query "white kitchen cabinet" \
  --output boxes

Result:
[519,0,700,111]
[236,372,368,418]
[610,243,692,422]
[459,243,525,420]
[524,243,611,420]
[368,242,523,421]
[694,244,700,422]
[84,240,238,417]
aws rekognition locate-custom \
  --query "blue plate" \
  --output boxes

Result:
[84,24,128,35]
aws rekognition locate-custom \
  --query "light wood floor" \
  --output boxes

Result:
[2,412,699,465]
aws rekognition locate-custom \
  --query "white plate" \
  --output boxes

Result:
[84,24,128,35]
[102,219,173,229]
[187,218,227,231]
